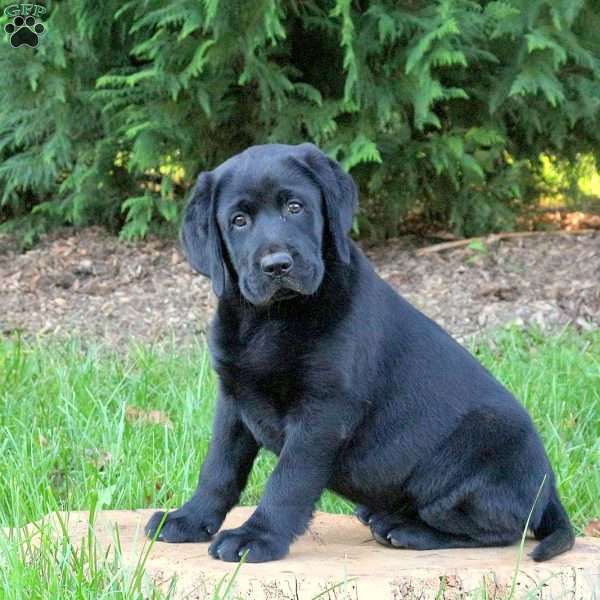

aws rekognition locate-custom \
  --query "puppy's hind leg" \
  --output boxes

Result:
[368,511,477,550]
[418,496,522,550]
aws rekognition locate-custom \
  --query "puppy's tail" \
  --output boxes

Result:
[530,486,575,561]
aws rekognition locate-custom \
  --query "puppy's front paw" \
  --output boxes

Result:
[145,509,221,543]
[208,524,289,562]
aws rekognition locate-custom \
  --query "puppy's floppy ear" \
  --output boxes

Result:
[180,172,227,296]
[295,143,358,264]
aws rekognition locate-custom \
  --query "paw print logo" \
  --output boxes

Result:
[5,15,45,48]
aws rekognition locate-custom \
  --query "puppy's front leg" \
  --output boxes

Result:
[208,415,346,562]
[145,390,259,543]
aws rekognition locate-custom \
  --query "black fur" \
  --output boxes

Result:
[145,143,574,563]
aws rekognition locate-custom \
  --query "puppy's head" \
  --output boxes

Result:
[181,143,357,305]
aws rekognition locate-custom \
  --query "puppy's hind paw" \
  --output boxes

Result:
[354,505,374,527]
[368,512,413,547]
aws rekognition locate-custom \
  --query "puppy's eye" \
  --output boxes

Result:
[287,201,304,215]
[231,213,248,228]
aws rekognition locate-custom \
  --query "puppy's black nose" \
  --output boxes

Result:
[261,252,293,277]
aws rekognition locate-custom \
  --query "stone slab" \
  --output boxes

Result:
[9,507,600,599]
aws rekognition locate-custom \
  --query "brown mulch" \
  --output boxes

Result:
[1,226,599,347]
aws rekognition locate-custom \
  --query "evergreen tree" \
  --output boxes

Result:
[1,0,599,243]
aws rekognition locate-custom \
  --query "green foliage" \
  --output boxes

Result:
[1,0,599,241]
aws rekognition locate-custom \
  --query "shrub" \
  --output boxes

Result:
[1,0,599,243]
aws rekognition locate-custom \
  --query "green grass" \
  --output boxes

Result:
[0,327,598,598]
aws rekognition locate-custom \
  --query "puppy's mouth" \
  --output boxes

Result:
[266,277,306,303]
[270,286,301,302]
[242,275,309,305]
[241,262,325,306]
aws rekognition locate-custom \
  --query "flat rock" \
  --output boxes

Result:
[11,507,600,599]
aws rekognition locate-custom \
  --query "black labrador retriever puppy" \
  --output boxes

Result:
[145,143,574,563]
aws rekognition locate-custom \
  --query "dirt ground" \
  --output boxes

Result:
[14,507,599,599]
[1,225,599,347]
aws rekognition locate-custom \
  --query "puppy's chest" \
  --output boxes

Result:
[218,347,304,408]
[214,319,305,388]
[222,362,301,454]
[213,328,306,453]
